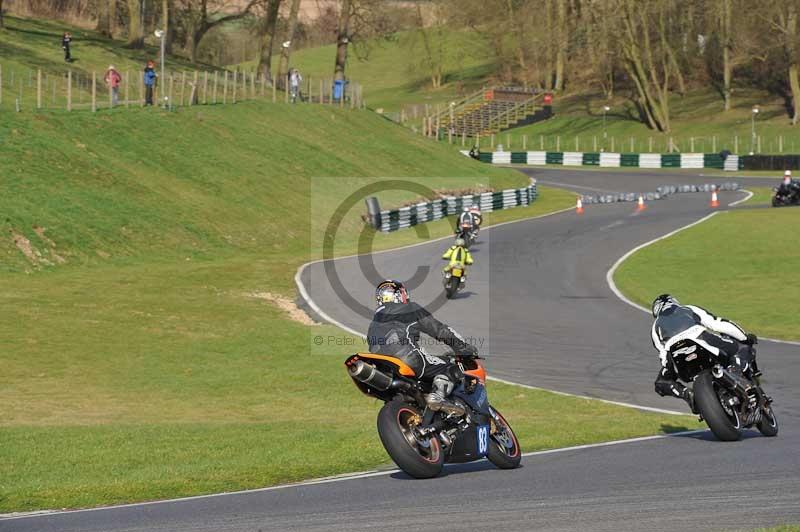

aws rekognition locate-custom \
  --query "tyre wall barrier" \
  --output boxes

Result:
[373,182,538,232]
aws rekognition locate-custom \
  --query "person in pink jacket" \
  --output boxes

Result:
[104,65,122,107]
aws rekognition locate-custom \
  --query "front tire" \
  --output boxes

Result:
[694,371,742,441]
[377,401,444,479]
[486,407,522,469]
[757,404,779,437]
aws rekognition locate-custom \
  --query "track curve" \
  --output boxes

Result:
[4,169,798,532]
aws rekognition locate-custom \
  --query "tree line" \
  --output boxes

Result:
[424,0,800,131]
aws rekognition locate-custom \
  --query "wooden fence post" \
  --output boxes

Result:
[66,71,72,111]
[648,137,653,152]
[203,71,208,104]
[491,134,495,148]
[319,78,323,104]
[213,71,218,104]
[91,72,97,112]
[124,70,130,108]
[223,71,228,104]
[272,77,276,103]
[557,135,561,151]
[178,71,185,106]
[523,134,527,150]
[36,69,42,109]
[540,135,544,150]
[232,70,237,104]
[0,64,3,106]
[734,135,738,153]
[168,73,174,109]
[260,73,265,97]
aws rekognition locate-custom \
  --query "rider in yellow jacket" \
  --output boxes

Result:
[442,238,473,283]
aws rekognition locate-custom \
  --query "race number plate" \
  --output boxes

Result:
[477,424,490,456]
[451,268,462,277]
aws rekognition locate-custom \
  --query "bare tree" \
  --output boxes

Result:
[96,0,111,36]
[616,0,683,132]
[126,0,144,48]
[181,0,259,62]
[277,0,302,82]
[334,0,353,81]
[256,0,282,83]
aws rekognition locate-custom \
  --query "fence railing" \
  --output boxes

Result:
[0,64,365,112]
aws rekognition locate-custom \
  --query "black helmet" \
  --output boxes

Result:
[375,279,410,306]
[652,294,678,317]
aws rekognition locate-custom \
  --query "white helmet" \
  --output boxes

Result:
[454,238,466,247]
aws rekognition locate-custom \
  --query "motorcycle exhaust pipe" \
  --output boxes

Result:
[348,360,393,391]
[712,365,752,396]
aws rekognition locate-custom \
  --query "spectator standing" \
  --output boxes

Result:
[62,32,72,62]
[104,65,122,107]
[289,68,302,103]
[143,60,157,106]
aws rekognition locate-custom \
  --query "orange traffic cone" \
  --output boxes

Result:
[710,189,719,208]
[576,198,584,214]
[636,195,646,212]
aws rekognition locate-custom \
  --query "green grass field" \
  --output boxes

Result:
[614,192,800,340]
[0,96,702,512]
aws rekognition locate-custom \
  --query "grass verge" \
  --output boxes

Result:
[614,195,800,340]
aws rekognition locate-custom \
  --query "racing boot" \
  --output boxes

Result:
[682,388,699,415]
[424,375,466,417]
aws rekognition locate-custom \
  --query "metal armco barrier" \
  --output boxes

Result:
[375,183,538,232]
[465,150,746,171]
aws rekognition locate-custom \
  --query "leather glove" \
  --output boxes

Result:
[745,333,758,345]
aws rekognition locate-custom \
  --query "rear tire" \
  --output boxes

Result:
[377,401,443,479]
[694,371,742,441]
[486,407,522,469]
[757,404,779,437]
[445,277,458,299]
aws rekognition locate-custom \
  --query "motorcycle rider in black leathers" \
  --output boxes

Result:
[367,280,478,414]
[651,294,758,412]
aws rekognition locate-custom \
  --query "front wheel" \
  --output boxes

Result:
[694,371,742,441]
[486,407,522,469]
[757,404,779,437]
[377,400,444,478]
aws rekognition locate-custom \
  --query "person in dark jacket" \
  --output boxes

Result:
[62,32,72,62]
[143,60,158,106]
[367,280,478,414]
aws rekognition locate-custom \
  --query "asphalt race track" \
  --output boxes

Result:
[4,169,799,532]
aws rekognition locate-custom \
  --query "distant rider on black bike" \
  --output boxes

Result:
[651,294,758,412]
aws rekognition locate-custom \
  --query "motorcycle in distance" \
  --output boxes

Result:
[456,222,476,248]
[442,263,466,299]
[344,352,522,478]
[771,181,800,207]
[668,337,778,441]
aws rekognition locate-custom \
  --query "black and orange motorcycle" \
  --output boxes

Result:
[344,352,521,478]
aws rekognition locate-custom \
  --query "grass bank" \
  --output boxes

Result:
[614,193,800,341]
[3,99,689,513]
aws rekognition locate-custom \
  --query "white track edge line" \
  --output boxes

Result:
[0,430,706,521]
[487,376,687,415]
[728,189,753,207]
